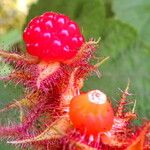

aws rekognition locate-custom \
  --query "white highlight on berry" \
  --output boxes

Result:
[61,29,69,36]
[34,27,41,32]
[72,37,78,42]
[26,44,30,47]
[54,40,61,46]
[79,36,84,42]
[35,43,39,47]
[36,20,40,24]
[88,90,107,104]
[69,23,76,30]
[64,45,70,52]
[29,26,33,29]
[57,18,65,24]
[45,20,53,28]
[44,33,51,38]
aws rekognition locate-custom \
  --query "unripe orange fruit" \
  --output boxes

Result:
[69,90,114,135]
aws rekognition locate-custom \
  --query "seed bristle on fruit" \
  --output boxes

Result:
[0,11,149,150]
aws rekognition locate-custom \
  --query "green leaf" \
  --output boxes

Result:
[85,42,150,119]
[0,82,23,108]
[101,19,137,58]
[75,0,105,39]
[0,29,22,50]
[25,0,106,39]
[83,13,149,120]
[112,0,150,47]
[0,61,12,76]
[0,142,14,150]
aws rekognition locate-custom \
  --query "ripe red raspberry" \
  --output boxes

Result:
[23,12,85,62]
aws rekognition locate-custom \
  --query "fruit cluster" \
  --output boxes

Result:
[0,12,149,150]
[23,12,84,62]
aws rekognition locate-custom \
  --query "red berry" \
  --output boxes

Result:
[69,90,114,136]
[23,12,85,62]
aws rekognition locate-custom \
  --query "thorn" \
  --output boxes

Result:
[64,39,99,65]
[0,98,29,113]
[89,37,101,44]
[132,100,136,113]
[0,76,10,81]
[94,56,110,68]
[95,69,102,78]
[95,37,101,44]
[71,140,97,150]
[7,116,71,144]
[116,80,132,117]
[118,81,132,96]
[88,135,94,145]
[15,100,24,122]
[118,88,123,93]
[125,79,130,94]
[0,50,39,64]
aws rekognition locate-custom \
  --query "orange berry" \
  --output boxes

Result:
[69,90,114,135]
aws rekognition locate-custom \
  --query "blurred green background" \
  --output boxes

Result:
[0,0,150,149]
